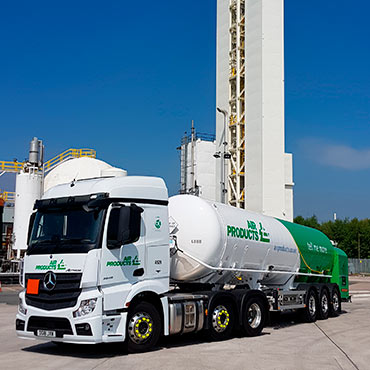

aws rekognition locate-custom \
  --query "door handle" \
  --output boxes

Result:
[133,268,144,277]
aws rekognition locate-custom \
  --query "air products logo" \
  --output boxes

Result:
[106,255,141,267]
[35,259,66,271]
[227,220,270,243]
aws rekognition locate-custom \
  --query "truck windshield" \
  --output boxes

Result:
[27,207,105,255]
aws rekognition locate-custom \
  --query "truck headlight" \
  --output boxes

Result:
[73,298,97,318]
[18,298,27,315]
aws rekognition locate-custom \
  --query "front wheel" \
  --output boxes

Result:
[242,296,266,337]
[126,302,161,353]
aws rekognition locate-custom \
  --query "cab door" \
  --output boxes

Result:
[99,203,146,310]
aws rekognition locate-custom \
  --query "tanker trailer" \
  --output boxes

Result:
[16,177,348,352]
[169,195,347,333]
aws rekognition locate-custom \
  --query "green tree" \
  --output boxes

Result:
[294,216,370,258]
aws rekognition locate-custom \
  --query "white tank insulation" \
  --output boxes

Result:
[44,157,127,192]
[13,171,43,256]
[168,195,300,286]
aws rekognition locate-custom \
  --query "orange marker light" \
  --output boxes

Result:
[27,279,40,295]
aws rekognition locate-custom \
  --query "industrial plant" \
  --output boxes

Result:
[1,0,294,274]
[1,1,367,367]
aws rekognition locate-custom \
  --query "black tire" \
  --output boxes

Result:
[301,288,318,323]
[126,302,161,353]
[329,286,342,317]
[207,300,235,341]
[242,296,266,337]
[318,287,330,320]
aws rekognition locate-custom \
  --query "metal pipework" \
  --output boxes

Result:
[216,107,229,204]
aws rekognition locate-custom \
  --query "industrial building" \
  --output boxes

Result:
[179,123,217,201]
[0,141,126,271]
[216,0,294,221]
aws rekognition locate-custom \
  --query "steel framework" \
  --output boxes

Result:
[228,0,245,208]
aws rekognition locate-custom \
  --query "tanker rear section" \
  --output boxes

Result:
[165,195,347,342]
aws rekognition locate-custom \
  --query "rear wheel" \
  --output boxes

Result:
[329,286,341,317]
[301,289,318,323]
[208,301,235,341]
[242,296,266,337]
[126,302,161,353]
[318,288,330,320]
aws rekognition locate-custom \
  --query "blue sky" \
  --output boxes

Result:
[0,0,369,221]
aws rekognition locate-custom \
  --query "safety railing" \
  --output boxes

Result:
[43,148,96,173]
[0,191,16,203]
[0,161,23,173]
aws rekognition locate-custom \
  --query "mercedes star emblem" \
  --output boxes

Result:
[43,271,57,291]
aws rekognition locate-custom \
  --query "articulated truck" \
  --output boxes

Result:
[16,176,349,352]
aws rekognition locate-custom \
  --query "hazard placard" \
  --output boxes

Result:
[26,279,40,295]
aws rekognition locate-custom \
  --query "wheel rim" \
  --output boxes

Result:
[212,305,230,333]
[247,303,262,329]
[321,293,329,314]
[333,292,339,311]
[128,312,153,344]
[309,295,316,316]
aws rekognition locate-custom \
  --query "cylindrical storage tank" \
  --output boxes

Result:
[169,195,334,286]
[43,157,127,192]
[13,171,43,257]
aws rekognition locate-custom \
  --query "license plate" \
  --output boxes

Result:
[37,329,56,338]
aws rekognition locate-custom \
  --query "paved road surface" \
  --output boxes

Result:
[0,278,369,370]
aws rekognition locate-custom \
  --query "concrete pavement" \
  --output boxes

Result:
[0,279,369,370]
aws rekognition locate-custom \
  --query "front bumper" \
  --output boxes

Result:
[16,290,127,344]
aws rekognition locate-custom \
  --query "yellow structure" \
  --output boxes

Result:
[0,148,96,203]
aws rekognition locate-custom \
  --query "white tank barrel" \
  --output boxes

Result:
[169,195,300,286]
[13,171,43,258]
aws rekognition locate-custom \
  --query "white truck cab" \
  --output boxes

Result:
[17,176,171,349]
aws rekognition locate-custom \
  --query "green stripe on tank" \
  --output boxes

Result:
[276,218,334,276]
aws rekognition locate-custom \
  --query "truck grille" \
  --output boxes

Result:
[27,316,73,337]
[25,273,82,311]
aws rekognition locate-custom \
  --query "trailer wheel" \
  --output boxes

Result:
[242,296,266,337]
[301,288,318,323]
[208,301,235,341]
[329,286,341,317]
[318,287,330,320]
[126,302,161,353]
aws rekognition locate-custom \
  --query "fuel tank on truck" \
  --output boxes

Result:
[168,195,301,286]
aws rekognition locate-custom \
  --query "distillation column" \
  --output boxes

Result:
[216,0,293,220]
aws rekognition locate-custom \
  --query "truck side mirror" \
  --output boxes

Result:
[107,205,143,249]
